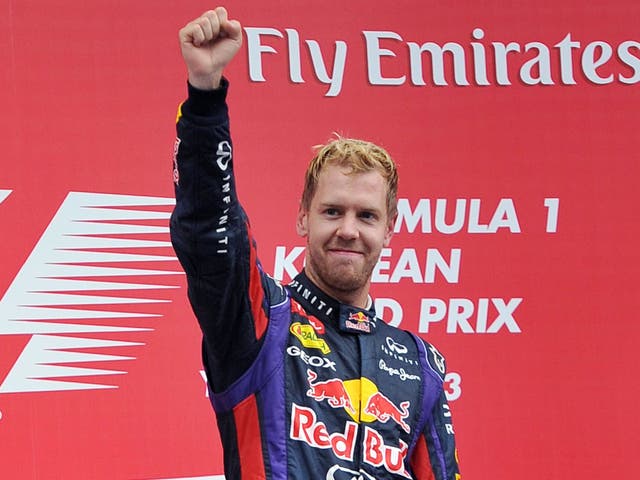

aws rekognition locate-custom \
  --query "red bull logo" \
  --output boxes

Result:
[290,404,411,478]
[364,392,411,433]
[304,373,412,433]
[344,311,372,333]
[294,373,414,477]
[348,311,368,322]
[306,370,356,414]
[363,426,411,478]
[290,404,357,461]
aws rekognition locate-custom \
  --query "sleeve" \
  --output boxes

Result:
[169,79,283,393]
[410,340,462,480]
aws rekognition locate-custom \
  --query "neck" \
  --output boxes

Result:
[288,271,378,335]
[303,269,370,309]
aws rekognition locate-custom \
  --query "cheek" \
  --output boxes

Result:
[307,218,333,238]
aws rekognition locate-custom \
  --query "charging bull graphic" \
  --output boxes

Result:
[306,369,356,414]
[364,392,411,433]
[305,371,412,434]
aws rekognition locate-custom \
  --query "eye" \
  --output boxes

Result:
[359,211,377,221]
[325,208,340,216]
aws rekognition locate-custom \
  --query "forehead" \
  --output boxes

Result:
[312,164,387,210]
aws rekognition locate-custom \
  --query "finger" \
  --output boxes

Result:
[214,6,228,24]
[196,16,214,43]
[192,26,205,47]
[202,10,221,39]
[179,21,206,47]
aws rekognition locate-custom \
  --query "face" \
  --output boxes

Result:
[296,163,395,307]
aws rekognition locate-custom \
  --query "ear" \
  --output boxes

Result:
[296,206,309,237]
[383,213,396,247]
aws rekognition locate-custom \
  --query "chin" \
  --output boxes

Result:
[325,273,366,293]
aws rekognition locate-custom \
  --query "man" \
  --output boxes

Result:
[171,7,461,480]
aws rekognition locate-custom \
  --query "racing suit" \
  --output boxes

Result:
[170,80,461,480]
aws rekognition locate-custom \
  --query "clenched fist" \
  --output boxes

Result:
[179,7,242,90]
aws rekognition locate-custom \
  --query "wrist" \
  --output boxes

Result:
[183,77,229,118]
[187,71,223,91]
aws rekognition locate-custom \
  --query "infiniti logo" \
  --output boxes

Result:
[380,336,417,366]
[385,336,408,354]
[216,141,232,170]
[325,464,376,480]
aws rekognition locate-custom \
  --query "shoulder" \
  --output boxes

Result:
[413,335,447,382]
[261,272,289,307]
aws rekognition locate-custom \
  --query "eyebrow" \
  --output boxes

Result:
[318,202,383,215]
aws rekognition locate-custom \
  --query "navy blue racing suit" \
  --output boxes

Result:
[170,80,461,480]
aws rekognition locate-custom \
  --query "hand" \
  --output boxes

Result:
[179,7,242,90]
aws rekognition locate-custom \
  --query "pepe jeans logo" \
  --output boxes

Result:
[378,359,420,382]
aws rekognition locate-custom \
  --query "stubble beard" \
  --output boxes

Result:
[306,248,375,297]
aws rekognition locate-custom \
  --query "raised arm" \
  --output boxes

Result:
[171,8,281,395]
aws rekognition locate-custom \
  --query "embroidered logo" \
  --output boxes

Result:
[290,322,331,354]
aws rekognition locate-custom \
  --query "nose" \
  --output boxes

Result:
[336,213,359,240]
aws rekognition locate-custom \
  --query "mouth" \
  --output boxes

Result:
[327,248,363,257]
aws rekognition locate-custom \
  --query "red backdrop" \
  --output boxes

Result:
[1,1,638,478]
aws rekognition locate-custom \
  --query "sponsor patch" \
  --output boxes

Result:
[427,343,446,379]
[364,392,411,433]
[290,322,331,354]
[378,358,420,382]
[325,465,376,480]
[288,346,336,371]
[308,316,325,334]
[304,373,413,433]
[172,137,181,185]
[380,336,417,366]
[340,306,375,334]
[306,370,355,413]
[290,404,411,478]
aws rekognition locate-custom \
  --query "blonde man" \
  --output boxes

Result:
[171,7,461,480]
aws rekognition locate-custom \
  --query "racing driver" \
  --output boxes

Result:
[170,6,462,480]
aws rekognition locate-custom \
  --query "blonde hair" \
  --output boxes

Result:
[301,137,398,217]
